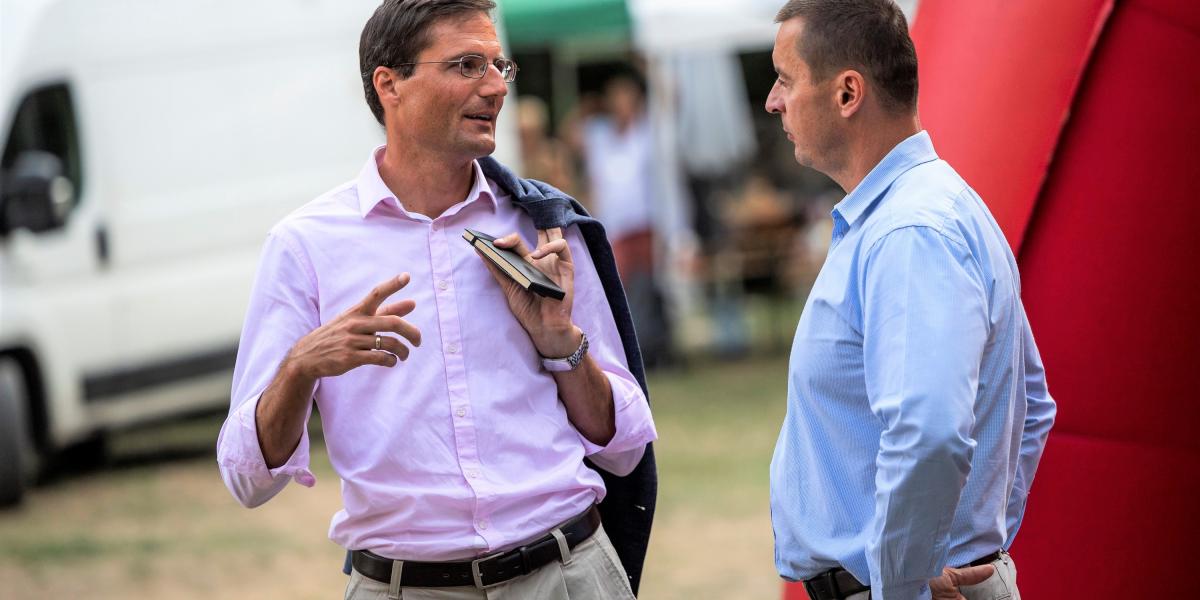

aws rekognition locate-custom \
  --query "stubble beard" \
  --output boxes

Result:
[800,114,847,180]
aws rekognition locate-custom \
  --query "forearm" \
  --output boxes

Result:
[530,321,617,446]
[256,356,317,469]
[553,353,615,446]
[217,353,319,507]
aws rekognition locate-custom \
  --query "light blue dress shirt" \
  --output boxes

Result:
[770,131,1056,600]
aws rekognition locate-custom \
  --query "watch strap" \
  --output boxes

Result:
[540,332,589,372]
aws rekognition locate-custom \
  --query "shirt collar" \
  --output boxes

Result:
[832,130,939,227]
[354,145,498,219]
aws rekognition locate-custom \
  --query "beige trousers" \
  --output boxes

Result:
[845,551,1021,600]
[344,525,636,600]
[960,551,1021,600]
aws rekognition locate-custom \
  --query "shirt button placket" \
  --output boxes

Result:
[429,220,489,545]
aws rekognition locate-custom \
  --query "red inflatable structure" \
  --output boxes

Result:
[785,0,1200,597]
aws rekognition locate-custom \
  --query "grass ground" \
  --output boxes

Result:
[0,353,792,600]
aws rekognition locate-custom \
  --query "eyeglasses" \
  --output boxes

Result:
[395,55,519,83]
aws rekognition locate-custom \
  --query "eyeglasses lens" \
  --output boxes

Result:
[458,56,516,82]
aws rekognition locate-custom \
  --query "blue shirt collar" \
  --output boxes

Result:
[832,130,939,227]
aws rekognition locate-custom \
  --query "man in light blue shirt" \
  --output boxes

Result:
[764,2,1056,599]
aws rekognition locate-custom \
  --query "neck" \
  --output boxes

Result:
[615,111,639,133]
[377,132,476,219]
[830,113,921,193]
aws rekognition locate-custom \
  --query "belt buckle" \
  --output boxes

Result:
[470,552,505,589]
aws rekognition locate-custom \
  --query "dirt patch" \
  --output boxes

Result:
[0,456,346,600]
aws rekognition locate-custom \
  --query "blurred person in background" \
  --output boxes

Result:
[580,74,673,368]
[215,1,658,598]
[517,95,580,199]
[764,1,1056,599]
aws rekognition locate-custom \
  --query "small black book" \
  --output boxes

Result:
[463,229,566,301]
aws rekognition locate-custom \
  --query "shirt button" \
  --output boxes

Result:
[446,343,459,354]
[438,280,449,290]
[466,469,480,479]
[455,408,466,418]
[478,520,489,530]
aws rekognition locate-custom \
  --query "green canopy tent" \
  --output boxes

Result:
[497,0,634,133]
[499,0,631,49]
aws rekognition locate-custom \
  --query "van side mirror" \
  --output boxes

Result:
[0,151,75,235]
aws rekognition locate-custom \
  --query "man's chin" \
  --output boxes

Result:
[794,148,813,169]
[468,138,497,158]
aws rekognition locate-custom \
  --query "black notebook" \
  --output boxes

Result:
[462,229,566,301]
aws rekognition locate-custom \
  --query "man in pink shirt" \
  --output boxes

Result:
[215,1,658,598]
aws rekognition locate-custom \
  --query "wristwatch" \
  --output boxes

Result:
[540,332,589,372]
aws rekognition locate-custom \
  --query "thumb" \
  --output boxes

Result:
[945,564,994,587]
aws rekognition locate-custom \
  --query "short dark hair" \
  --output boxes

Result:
[775,0,918,112]
[359,0,497,125]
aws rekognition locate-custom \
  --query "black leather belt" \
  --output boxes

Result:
[803,551,1005,600]
[962,550,1003,568]
[351,506,601,589]
[803,568,870,600]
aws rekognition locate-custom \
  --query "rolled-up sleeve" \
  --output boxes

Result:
[216,228,320,507]
[565,228,657,476]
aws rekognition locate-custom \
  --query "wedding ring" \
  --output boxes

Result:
[375,334,382,351]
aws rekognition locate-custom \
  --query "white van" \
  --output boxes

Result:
[0,0,520,504]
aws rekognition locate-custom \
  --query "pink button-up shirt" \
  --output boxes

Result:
[216,147,657,561]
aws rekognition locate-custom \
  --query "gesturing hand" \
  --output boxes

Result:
[928,564,995,600]
[481,228,580,358]
[288,274,422,378]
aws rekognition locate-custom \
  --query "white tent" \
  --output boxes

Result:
[630,0,921,53]
[630,0,782,54]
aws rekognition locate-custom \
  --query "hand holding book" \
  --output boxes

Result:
[466,227,582,359]
[463,229,565,300]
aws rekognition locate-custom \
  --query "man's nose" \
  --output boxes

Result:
[480,63,509,97]
[765,82,783,114]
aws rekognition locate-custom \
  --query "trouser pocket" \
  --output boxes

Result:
[961,552,1018,600]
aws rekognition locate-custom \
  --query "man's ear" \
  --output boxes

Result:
[836,70,866,118]
[374,66,403,114]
